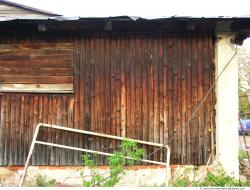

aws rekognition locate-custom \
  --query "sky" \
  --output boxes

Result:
[10,0,250,49]
[11,0,250,18]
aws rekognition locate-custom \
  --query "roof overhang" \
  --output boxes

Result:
[0,16,250,45]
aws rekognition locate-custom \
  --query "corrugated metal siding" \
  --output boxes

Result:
[0,32,215,166]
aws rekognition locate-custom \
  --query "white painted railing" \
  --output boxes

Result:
[19,123,171,187]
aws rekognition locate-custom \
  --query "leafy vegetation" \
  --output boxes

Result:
[35,174,56,187]
[192,171,239,187]
[239,150,248,160]
[172,177,190,187]
[239,89,250,113]
[172,168,250,187]
[80,139,145,187]
[238,48,250,114]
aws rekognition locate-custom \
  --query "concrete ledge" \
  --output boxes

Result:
[0,165,215,187]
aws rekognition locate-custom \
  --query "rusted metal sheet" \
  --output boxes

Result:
[0,32,215,166]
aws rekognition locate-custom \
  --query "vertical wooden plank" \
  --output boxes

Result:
[148,36,154,160]
[6,95,10,165]
[97,35,103,164]
[172,35,179,163]
[104,35,111,164]
[37,95,43,165]
[90,36,96,162]
[158,35,164,161]
[186,35,192,164]
[116,36,121,139]
[5,95,10,165]
[85,37,91,153]
[163,35,169,162]
[61,96,68,165]
[67,96,74,165]
[191,34,198,164]
[141,36,149,153]
[125,36,131,138]
[197,33,205,164]
[176,36,181,164]
[167,37,174,163]
[121,36,126,138]
[207,34,215,161]
[14,95,20,165]
[130,35,136,139]
[153,36,160,161]
[79,37,86,164]
[10,95,16,165]
[135,36,143,141]
[56,96,62,165]
[3,95,8,165]
[29,95,34,165]
[24,95,29,165]
[43,95,49,165]
[50,96,57,165]
[180,36,188,164]
[203,33,209,163]
[115,35,122,153]
[110,35,117,152]
[73,39,80,164]
[15,95,21,165]
[101,35,106,160]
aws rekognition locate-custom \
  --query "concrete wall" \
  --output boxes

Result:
[1,165,168,187]
[0,165,215,187]
[215,34,239,179]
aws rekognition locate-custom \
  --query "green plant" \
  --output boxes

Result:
[243,179,250,186]
[193,171,239,187]
[172,166,250,187]
[173,178,190,187]
[35,174,56,187]
[80,139,145,187]
[239,150,248,160]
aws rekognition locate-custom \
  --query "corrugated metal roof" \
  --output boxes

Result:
[1,15,250,22]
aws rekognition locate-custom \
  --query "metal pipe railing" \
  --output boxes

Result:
[19,123,171,187]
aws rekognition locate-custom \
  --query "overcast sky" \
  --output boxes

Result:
[10,0,250,48]
[11,0,250,18]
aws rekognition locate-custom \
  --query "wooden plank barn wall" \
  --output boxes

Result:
[0,32,215,166]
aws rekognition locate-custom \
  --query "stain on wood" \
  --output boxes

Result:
[0,33,215,166]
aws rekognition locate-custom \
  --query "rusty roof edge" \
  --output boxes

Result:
[1,15,250,22]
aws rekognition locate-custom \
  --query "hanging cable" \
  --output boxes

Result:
[145,46,238,159]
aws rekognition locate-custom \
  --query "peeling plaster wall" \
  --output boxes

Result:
[215,34,239,179]
[0,165,215,187]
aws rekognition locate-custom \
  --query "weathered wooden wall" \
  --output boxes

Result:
[0,43,73,92]
[0,32,215,166]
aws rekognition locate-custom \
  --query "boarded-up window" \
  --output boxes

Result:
[0,43,73,93]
